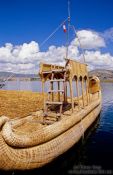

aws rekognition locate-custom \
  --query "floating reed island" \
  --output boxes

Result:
[0,58,101,170]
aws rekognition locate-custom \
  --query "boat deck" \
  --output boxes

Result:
[3,91,99,135]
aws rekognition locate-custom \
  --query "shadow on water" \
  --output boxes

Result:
[0,116,101,175]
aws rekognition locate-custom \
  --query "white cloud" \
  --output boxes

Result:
[71,30,106,49]
[103,27,113,42]
[0,63,35,73]
[18,41,39,61]
[0,41,40,64]
[0,29,113,74]
[84,51,113,70]
[0,44,13,63]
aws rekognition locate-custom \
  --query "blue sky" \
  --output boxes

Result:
[0,0,113,73]
[0,0,113,46]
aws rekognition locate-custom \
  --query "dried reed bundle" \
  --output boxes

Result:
[0,90,44,119]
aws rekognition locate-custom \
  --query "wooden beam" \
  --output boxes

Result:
[42,79,45,110]
[87,78,90,102]
[69,78,74,112]
[81,79,85,107]
[58,81,60,101]
[51,72,54,101]
[76,78,80,110]
[64,81,67,103]
[46,101,63,105]
[64,72,67,103]
[66,82,67,102]
[86,78,89,105]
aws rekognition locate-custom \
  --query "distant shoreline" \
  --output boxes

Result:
[1,78,113,83]
[100,79,113,83]
[0,77,40,81]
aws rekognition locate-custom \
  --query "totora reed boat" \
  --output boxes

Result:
[0,58,101,170]
[0,1,101,170]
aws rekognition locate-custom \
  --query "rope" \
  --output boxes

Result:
[1,18,68,84]
[40,18,68,48]
[70,25,86,63]
[65,0,71,59]
[0,73,15,89]
[4,73,14,82]
[68,0,71,21]
[0,73,14,83]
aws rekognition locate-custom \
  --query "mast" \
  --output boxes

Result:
[66,0,71,59]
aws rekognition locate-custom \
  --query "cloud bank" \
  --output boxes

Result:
[0,29,113,74]
[72,30,106,49]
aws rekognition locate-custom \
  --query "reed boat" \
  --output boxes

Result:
[0,58,101,170]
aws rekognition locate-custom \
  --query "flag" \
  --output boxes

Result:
[63,24,67,33]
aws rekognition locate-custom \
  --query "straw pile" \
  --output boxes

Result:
[0,90,44,119]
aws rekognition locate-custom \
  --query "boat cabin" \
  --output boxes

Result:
[39,59,95,119]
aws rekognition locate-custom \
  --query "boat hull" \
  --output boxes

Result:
[0,98,101,170]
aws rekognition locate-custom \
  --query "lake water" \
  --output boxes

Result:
[3,79,84,96]
[1,81,113,174]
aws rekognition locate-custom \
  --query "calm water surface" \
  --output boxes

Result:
[1,81,113,174]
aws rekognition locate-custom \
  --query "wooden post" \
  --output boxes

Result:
[81,78,85,107]
[64,72,67,103]
[58,81,60,101]
[66,82,67,102]
[87,78,90,102]
[85,78,89,105]
[64,81,67,103]
[69,78,74,112]
[42,79,45,110]
[51,72,54,101]
[76,77,80,110]
[65,82,67,103]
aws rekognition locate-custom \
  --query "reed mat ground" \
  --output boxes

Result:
[0,90,44,119]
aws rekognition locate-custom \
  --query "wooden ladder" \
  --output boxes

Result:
[44,69,67,122]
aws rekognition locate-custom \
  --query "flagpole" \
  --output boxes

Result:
[66,0,71,59]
